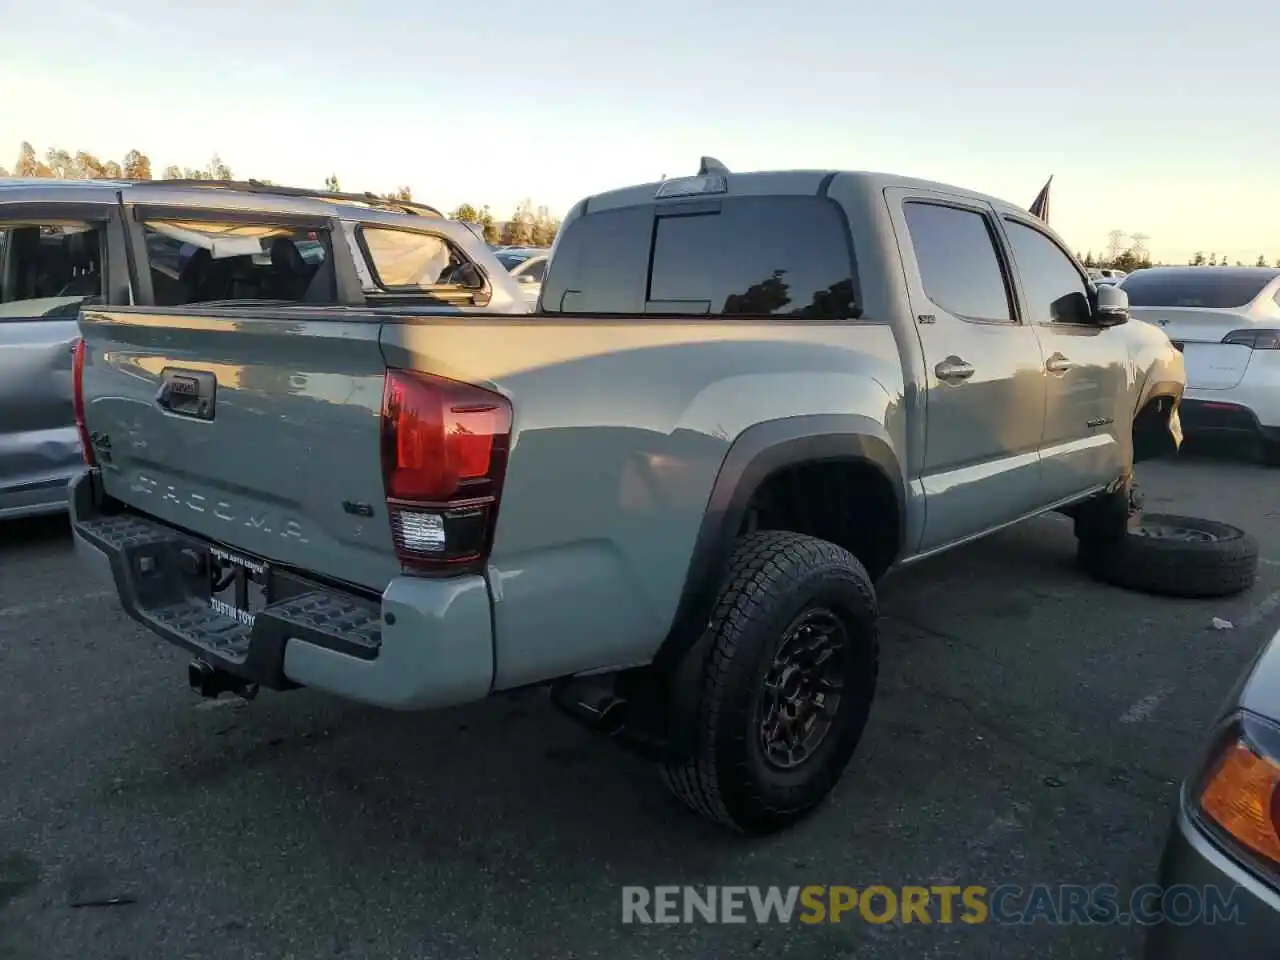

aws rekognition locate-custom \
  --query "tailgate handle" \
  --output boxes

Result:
[156,368,217,421]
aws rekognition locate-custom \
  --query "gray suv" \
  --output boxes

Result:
[0,177,524,519]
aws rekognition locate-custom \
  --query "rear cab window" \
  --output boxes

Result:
[356,226,487,305]
[1120,270,1280,309]
[901,202,1014,323]
[541,193,861,319]
[0,221,104,319]
[141,219,333,306]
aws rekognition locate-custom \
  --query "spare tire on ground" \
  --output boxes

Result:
[1077,514,1258,599]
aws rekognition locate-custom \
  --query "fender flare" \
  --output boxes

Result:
[1132,378,1185,461]
[654,413,905,670]
[1137,378,1184,415]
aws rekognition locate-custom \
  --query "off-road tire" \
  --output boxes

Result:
[1077,513,1258,598]
[660,531,879,835]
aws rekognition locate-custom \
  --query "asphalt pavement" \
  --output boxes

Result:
[3,446,1280,960]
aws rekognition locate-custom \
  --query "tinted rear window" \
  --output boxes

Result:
[542,196,859,319]
[1121,270,1278,309]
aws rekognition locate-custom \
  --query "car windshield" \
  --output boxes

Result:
[1122,270,1279,308]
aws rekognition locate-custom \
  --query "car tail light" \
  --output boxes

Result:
[379,368,512,574]
[1193,715,1280,870]
[71,337,96,467]
[1222,329,1280,349]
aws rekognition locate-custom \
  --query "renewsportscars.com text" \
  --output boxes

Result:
[621,884,1245,927]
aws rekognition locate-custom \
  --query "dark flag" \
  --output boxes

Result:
[1029,176,1052,223]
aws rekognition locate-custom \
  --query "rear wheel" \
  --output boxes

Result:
[660,531,879,835]
[1077,513,1258,598]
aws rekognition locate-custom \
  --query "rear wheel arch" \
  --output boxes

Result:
[654,415,905,670]
[1133,382,1183,462]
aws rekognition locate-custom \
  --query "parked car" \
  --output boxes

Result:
[72,160,1229,837]
[0,179,110,519]
[0,177,522,519]
[1122,266,1280,463]
[1089,267,1128,284]
[495,247,549,305]
[1145,624,1280,957]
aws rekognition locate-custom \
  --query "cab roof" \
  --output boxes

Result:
[580,167,1031,220]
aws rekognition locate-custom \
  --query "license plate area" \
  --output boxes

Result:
[207,546,269,627]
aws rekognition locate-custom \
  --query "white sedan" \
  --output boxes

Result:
[495,247,549,306]
[1122,266,1280,463]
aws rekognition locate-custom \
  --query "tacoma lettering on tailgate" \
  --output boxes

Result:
[130,474,310,544]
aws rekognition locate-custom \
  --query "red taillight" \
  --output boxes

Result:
[72,337,96,467]
[380,369,512,573]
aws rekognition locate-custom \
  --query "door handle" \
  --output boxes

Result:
[934,357,975,382]
[1046,353,1074,374]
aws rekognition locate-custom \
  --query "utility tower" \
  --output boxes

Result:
[1130,233,1150,260]
[1106,230,1128,261]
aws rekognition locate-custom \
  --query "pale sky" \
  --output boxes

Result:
[2,0,1276,266]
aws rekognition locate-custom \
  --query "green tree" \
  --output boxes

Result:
[122,149,152,180]
[1191,251,1206,266]
[207,154,233,180]
[324,173,341,192]
[161,164,182,180]
[72,151,106,179]
[1112,250,1144,273]
[102,160,124,178]
[14,142,48,177]
[383,185,412,202]
[478,205,499,243]
[1257,255,1268,267]
[1082,251,1097,267]
[0,164,7,177]
[45,147,73,178]
[451,203,480,222]
[531,204,559,247]
[503,199,536,246]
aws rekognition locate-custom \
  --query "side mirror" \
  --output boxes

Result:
[1094,284,1130,326]
[1050,291,1092,324]
[517,273,537,284]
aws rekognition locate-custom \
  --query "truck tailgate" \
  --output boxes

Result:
[77,307,399,590]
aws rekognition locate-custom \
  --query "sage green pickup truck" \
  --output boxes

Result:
[70,162,1193,834]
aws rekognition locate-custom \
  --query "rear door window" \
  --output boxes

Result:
[358,226,484,294]
[141,220,333,306]
[0,222,103,319]
[542,197,860,319]
[902,202,1013,323]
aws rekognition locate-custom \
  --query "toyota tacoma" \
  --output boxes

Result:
[70,161,1190,834]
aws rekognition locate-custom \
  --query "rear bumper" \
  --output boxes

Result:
[1180,396,1280,444]
[69,469,495,710]
[1182,350,1280,435]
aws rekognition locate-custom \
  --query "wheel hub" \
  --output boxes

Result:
[1133,522,1217,543]
[758,609,848,771]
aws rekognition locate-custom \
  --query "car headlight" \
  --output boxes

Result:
[1192,712,1280,872]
